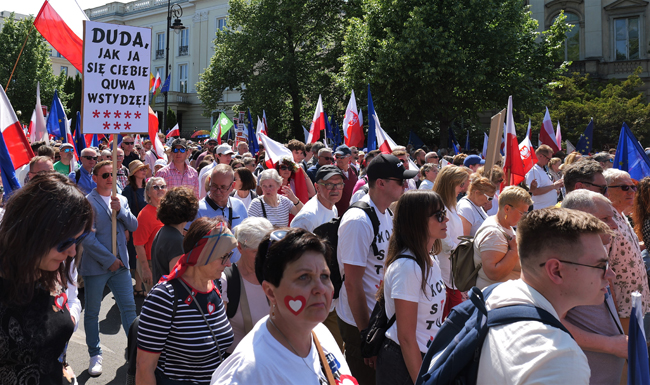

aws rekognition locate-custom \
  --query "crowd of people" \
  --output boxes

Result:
[0,132,646,385]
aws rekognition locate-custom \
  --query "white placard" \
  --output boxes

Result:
[82,21,152,134]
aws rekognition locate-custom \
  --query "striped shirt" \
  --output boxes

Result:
[137,279,233,383]
[247,195,294,227]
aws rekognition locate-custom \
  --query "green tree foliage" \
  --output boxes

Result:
[522,68,650,151]
[64,73,82,130]
[166,107,177,130]
[339,0,570,146]
[197,0,352,141]
[0,14,66,124]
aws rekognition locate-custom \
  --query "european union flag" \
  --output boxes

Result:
[46,90,65,138]
[160,74,171,94]
[628,292,650,384]
[575,119,594,155]
[367,85,377,151]
[247,109,258,155]
[73,111,85,157]
[0,130,20,198]
[334,119,342,146]
[408,131,424,150]
[614,122,650,181]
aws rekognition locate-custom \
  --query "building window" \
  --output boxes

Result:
[156,33,165,60]
[553,12,580,61]
[178,64,188,93]
[179,28,189,56]
[217,17,227,32]
[61,66,68,76]
[615,17,640,60]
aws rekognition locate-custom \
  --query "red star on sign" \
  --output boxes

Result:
[124,122,132,130]
[134,112,142,119]
[124,111,132,119]
[103,110,111,118]
[92,110,100,118]
[114,111,121,118]
[103,122,110,129]
[114,122,121,130]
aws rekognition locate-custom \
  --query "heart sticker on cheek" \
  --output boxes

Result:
[207,302,216,315]
[284,295,306,316]
[54,293,67,310]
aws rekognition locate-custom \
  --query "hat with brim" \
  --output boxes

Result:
[60,143,74,150]
[315,165,345,182]
[128,160,150,175]
[366,154,418,181]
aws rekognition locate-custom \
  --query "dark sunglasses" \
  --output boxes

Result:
[321,156,333,162]
[152,185,167,191]
[100,172,111,179]
[581,181,608,195]
[61,148,74,153]
[123,142,134,145]
[609,184,637,192]
[57,231,89,252]
[83,156,98,161]
[172,147,186,153]
[432,208,447,223]
[279,165,291,171]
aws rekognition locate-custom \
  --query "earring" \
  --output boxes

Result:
[505,214,508,220]
[271,304,276,319]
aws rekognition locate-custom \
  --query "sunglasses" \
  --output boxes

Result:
[279,165,291,171]
[172,147,186,153]
[431,208,447,223]
[123,142,134,145]
[483,194,494,201]
[57,231,89,252]
[609,184,637,192]
[100,172,112,179]
[83,156,98,161]
[581,181,608,195]
[62,148,74,153]
[152,185,167,191]
[321,156,333,162]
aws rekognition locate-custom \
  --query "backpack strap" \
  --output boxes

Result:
[350,201,382,256]
[224,264,241,319]
[75,169,81,184]
[257,197,267,218]
[487,305,573,339]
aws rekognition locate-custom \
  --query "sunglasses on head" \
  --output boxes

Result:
[83,156,98,161]
[172,147,186,153]
[432,208,447,223]
[57,231,89,252]
[62,148,74,153]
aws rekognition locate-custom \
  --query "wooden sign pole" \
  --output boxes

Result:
[485,109,506,181]
[111,134,118,256]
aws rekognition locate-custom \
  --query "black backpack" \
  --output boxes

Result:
[415,284,573,385]
[223,263,241,319]
[313,201,386,299]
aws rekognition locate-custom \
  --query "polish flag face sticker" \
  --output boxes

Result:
[207,302,216,315]
[284,295,306,315]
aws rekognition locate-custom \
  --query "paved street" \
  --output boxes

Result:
[65,284,146,385]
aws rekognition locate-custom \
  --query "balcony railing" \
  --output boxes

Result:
[155,91,191,104]
[179,46,189,56]
[155,49,165,60]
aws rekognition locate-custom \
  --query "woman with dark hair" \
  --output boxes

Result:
[122,160,149,296]
[377,190,448,384]
[633,177,650,248]
[211,228,354,384]
[137,218,236,384]
[274,156,315,204]
[0,172,93,384]
[151,186,199,283]
[230,167,257,210]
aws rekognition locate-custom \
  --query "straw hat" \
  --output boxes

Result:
[128,160,149,175]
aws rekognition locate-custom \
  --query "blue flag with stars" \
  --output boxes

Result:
[247,109,258,155]
[46,90,65,138]
[576,119,594,155]
[614,122,650,181]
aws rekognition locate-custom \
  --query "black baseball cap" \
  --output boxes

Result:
[315,165,345,182]
[366,154,418,181]
[171,138,187,148]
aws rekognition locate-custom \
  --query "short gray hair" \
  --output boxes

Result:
[81,148,96,157]
[603,168,630,185]
[233,217,274,249]
[259,169,282,185]
[318,148,332,157]
[144,177,165,204]
[561,189,612,213]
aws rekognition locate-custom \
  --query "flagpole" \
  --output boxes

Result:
[5,23,34,92]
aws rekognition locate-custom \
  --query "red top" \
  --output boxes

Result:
[132,204,163,261]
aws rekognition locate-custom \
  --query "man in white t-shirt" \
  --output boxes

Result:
[336,154,417,384]
[525,144,563,210]
[290,165,343,232]
[477,208,613,384]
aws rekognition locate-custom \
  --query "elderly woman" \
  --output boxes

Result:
[457,176,497,236]
[230,167,258,210]
[0,172,93,383]
[275,156,315,203]
[417,163,438,190]
[220,217,274,354]
[247,169,303,227]
[151,187,199,283]
[211,228,354,384]
[473,186,532,289]
[132,177,166,296]
[137,218,236,384]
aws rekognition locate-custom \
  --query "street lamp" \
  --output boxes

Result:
[163,1,185,133]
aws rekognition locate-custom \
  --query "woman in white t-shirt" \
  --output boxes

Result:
[418,163,439,190]
[457,176,496,236]
[377,190,448,385]
[432,165,470,317]
[211,228,355,385]
[230,167,258,210]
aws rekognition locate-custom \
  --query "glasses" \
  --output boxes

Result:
[61,148,74,153]
[319,182,345,190]
[83,156,98,161]
[221,250,234,264]
[57,231,89,252]
[100,172,112,179]
[483,194,494,201]
[123,142,134,146]
[609,184,637,192]
[279,165,291,171]
[210,182,233,192]
[507,204,528,216]
[321,156,333,162]
[335,155,350,160]
[431,208,447,223]
[540,259,609,277]
[608,159,614,163]
[152,185,167,191]
[581,181,608,195]
[172,147,186,153]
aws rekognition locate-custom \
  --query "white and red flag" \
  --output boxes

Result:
[166,124,180,139]
[555,121,562,152]
[503,96,526,186]
[343,90,364,148]
[34,0,87,72]
[152,71,161,94]
[256,117,265,144]
[373,113,397,154]
[307,95,325,144]
[148,106,164,159]
[539,107,560,153]
[0,87,35,169]
[519,120,537,175]
[29,82,48,144]
[262,110,269,136]
[258,132,293,169]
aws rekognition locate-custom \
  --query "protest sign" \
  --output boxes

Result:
[82,21,152,134]
[485,109,505,180]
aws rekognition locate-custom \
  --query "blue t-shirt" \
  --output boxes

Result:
[69,167,96,195]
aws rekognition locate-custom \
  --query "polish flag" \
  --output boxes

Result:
[148,106,164,159]
[555,121,562,152]
[539,107,560,153]
[166,124,179,138]
[307,95,325,144]
[258,132,292,169]
[519,120,537,175]
[0,87,35,169]
[343,90,364,148]
[63,118,79,161]
[503,96,525,186]
[373,113,397,154]
[256,117,265,144]
[29,82,48,144]
[152,71,161,94]
[262,110,268,135]
[34,0,88,72]
[135,134,142,147]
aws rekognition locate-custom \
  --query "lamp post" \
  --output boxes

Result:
[163,1,185,133]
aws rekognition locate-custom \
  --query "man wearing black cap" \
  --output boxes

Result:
[291,165,344,232]
[334,144,358,214]
[336,154,417,383]
[195,138,218,166]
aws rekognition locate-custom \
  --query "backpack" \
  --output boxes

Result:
[450,225,510,292]
[313,201,386,299]
[415,284,572,385]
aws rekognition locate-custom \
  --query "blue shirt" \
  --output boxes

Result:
[306,164,322,184]
[186,196,248,230]
[69,167,96,195]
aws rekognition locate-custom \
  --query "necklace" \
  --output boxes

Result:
[267,318,328,384]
